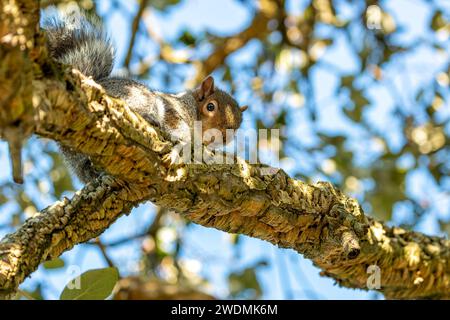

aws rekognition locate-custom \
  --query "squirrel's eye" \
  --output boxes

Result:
[207,103,215,112]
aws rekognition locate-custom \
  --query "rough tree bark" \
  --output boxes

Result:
[0,0,449,300]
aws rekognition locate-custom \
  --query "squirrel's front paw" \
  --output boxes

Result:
[162,148,183,166]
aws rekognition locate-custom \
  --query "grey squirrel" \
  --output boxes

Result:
[44,9,247,184]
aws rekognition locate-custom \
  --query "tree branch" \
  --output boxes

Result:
[0,0,449,300]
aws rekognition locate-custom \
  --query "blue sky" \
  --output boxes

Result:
[0,0,449,300]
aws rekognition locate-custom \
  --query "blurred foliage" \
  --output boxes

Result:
[228,261,268,299]
[43,258,66,270]
[1,0,449,299]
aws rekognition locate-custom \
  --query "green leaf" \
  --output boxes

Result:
[151,0,180,11]
[60,267,119,300]
[178,30,196,46]
[229,268,261,299]
[344,89,369,122]
[228,261,267,299]
[341,75,354,88]
[350,89,370,109]
[43,258,65,270]
[431,10,446,31]
[0,193,7,205]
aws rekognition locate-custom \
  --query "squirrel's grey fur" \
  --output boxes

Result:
[44,10,114,80]
[44,8,245,184]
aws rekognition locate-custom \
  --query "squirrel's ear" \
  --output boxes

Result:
[240,105,248,112]
[200,76,215,99]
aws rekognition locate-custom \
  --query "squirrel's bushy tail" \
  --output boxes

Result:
[43,8,114,80]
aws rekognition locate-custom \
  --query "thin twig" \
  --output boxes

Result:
[94,238,115,268]
[123,0,149,69]
[17,289,35,300]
